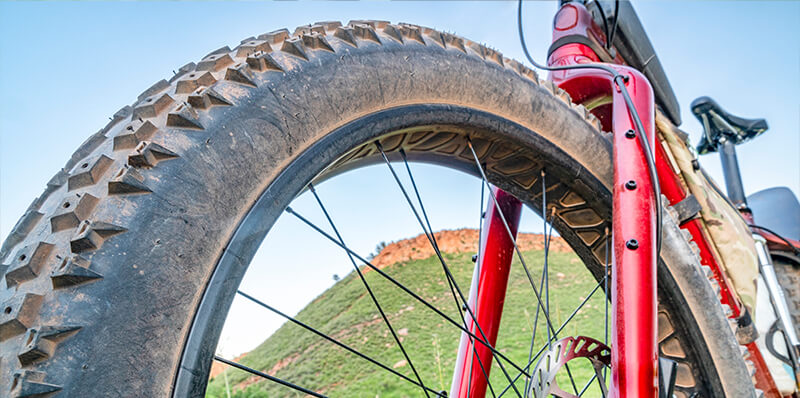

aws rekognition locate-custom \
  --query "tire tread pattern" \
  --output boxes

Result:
[0,20,709,397]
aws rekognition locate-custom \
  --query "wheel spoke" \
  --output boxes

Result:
[396,146,508,397]
[466,139,559,342]
[603,229,610,382]
[308,183,431,398]
[466,139,582,395]
[224,143,613,396]
[543,171,551,349]
[579,363,608,398]
[213,355,327,398]
[399,149,498,398]
[528,170,580,396]
[578,373,595,396]
[234,290,443,396]
[285,206,530,378]
[522,211,555,398]
[495,276,607,398]
[467,181,487,398]
[379,144,513,397]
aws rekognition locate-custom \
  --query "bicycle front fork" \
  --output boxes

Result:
[551,63,659,398]
[451,17,658,398]
[451,3,659,396]
[450,74,658,398]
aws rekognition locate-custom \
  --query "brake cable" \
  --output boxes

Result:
[594,2,611,48]
[607,0,621,49]
[517,0,663,256]
[594,0,620,50]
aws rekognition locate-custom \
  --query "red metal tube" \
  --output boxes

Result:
[450,187,522,398]
[548,4,659,396]
[608,67,659,398]
[543,2,781,396]
[552,61,660,397]
[550,48,660,398]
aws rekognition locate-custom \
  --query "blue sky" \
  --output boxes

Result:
[1,1,798,356]
[1,1,797,241]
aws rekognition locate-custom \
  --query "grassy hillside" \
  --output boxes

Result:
[206,247,608,397]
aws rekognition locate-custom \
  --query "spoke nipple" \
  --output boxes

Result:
[626,239,639,250]
[625,129,636,139]
[439,391,448,397]
[625,180,637,190]
[481,211,486,218]
[691,159,701,171]
[472,254,478,262]
[623,75,630,83]
[462,303,468,311]
[285,206,294,214]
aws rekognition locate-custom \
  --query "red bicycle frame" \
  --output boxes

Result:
[451,2,781,397]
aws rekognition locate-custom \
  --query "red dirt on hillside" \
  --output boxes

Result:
[370,228,570,269]
[209,352,246,380]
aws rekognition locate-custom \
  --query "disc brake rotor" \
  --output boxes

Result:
[528,335,611,398]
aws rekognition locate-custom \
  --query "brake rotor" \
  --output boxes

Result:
[528,335,611,398]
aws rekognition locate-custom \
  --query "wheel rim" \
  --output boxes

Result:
[174,104,713,397]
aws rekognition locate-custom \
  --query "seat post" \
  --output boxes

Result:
[719,140,748,209]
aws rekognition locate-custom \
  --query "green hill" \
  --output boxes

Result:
[206,247,607,397]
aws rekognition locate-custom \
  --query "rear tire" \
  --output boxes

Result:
[0,21,754,397]
[773,254,800,338]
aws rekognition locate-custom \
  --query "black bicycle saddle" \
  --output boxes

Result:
[691,96,768,155]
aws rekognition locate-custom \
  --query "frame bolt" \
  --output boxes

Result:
[625,180,637,190]
[626,239,639,250]
[625,129,636,139]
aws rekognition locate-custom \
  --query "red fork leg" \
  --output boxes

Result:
[552,64,659,397]
[450,187,522,398]
[548,5,658,394]
[544,2,782,396]
[608,69,658,397]
[547,6,658,395]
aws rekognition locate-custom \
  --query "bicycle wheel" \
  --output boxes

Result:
[773,255,800,338]
[0,21,755,397]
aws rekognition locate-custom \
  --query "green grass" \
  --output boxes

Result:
[206,249,609,398]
